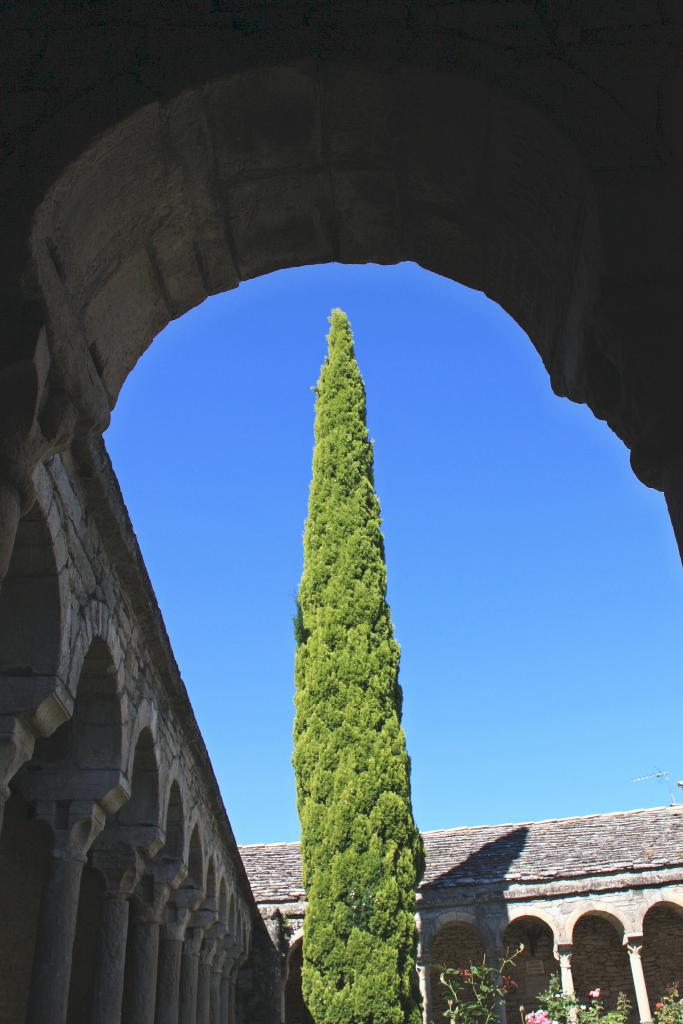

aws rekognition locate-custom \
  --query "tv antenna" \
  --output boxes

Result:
[632,768,677,806]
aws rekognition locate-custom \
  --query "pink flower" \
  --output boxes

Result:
[526,1011,552,1024]
[589,990,601,999]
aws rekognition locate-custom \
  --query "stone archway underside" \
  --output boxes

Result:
[2,6,683,569]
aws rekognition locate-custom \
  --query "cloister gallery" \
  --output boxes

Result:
[1,4,683,1024]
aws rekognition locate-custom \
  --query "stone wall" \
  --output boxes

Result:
[430,922,488,1021]
[571,917,636,1011]
[642,905,683,1006]
[0,437,271,1023]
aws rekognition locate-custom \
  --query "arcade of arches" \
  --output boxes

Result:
[2,6,683,1024]
[241,807,683,1024]
[0,443,262,1023]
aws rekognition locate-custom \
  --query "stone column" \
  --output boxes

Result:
[626,937,653,1024]
[219,973,231,1024]
[197,930,220,1024]
[155,887,204,1024]
[218,941,240,1024]
[179,929,204,1024]
[25,801,106,1024]
[90,828,162,1024]
[179,908,218,1024]
[555,944,577,1024]
[93,892,134,1022]
[210,950,227,1024]
[227,951,248,1024]
[417,960,434,1024]
[156,935,183,1024]
[123,860,185,1024]
[125,898,165,1024]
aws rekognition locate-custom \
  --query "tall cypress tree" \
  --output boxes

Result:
[293,309,424,1024]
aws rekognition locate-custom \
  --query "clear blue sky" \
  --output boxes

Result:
[105,262,683,844]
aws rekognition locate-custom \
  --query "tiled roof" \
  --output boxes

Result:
[239,806,683,903]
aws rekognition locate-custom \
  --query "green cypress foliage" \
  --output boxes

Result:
[293,309,425,1024]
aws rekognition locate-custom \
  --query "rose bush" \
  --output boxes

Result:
[438,948,523,1024]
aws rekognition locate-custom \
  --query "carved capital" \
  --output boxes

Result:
[555,942,574,968]
[184,926,206,958]
[33,798,106,861]
[90,823,164,897]
[201,923,225,967]
[0,714,36,794]
[164,885,205,941]
[16,759,130,818]
[626,935,644,959]
[190,902,219,936]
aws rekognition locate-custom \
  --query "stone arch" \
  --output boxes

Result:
[506,907,561,947]
[205,856,217,906]
[0,499,62,680]
[571,911,636,1011]
[225,891,235,940]
[218,876,228,925]
[119,725,160,829]
[639,891,683,930]
[641,901,683,1003]
[430,916,489,1022]
[29,635,127,813]
[160,778,185,865]
[0,631,128,1021]
[502,915,558,1013]
[0,493,71,768]
[568,905,631,945]
[66,600,124,697]
[31,64,601,430]
[185,822,204,891]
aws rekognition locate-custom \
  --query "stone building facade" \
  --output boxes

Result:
[240,806,683,1024]
[0,438,266,1024]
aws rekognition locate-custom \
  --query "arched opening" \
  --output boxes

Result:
[59,640,122,1023]
[0,501,64,780]
[218,876,228,924]
[161,780,185,865]
[0,638,123,1024]
[33,67,599,419]
[429,920,488,1021]
[30,637,122,779]
[227,893,239,952]
[284,934,313,1024]
[205,857,217,908]
[184,827,202,892]
[502,916,557,1014]
[0,502,61,679]
[571,913,635,1013]
[21,52,681,859]
[119,727,160,829]
[642,902,683,1004]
